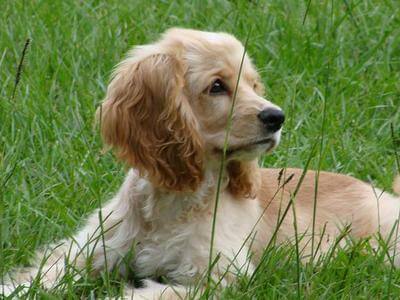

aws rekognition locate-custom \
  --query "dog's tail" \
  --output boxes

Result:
[394,176,400,195]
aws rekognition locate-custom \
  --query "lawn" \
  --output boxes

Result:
[1,0,400,298]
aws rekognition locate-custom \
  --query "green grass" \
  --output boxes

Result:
[1,0,400,298]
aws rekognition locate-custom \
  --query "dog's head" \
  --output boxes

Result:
[100,28,284,196]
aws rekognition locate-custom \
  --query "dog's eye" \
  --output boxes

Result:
[209,79,227,95]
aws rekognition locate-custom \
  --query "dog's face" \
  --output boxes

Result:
[100,28,284,192]
[179,30,284,160]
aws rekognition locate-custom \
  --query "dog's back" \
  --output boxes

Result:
[257,168,400,262]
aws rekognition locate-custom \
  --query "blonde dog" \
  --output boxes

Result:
[3,28,400,299]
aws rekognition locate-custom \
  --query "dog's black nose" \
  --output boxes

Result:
[258,108,285,132]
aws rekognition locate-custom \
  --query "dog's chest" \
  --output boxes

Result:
[134,193,262,283]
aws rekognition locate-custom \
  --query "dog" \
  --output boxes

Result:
[2,28,400,299]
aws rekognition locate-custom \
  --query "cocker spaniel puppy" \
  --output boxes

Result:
[3,28,400,299]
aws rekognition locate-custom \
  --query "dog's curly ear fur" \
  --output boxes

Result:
[227,160,260,199]
[100,49,204,192]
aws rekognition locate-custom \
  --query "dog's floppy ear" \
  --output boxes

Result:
[100,49,204,192]
[227,160,260,199]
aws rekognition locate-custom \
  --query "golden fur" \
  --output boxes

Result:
[100,29,279,198]
[101,53,204,191]
[2,28,400,299]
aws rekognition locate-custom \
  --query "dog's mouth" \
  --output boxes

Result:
[215,137,275,156]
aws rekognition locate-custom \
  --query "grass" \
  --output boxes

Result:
[1,0,400,298]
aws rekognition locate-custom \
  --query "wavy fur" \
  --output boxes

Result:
[101,51,204,192]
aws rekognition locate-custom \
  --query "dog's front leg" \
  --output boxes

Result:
[61,171,145,280]
[2,170,143,296]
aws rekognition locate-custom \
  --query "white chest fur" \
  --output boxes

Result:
[123,170,262,284]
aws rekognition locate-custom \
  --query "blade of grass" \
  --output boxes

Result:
[291,196,301,299]
[206,27,253,291]
[247,139,318,287]
[311,61,330,262]
[11,38,31,101]
[302,0,312,25]
[207,173,295,295]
